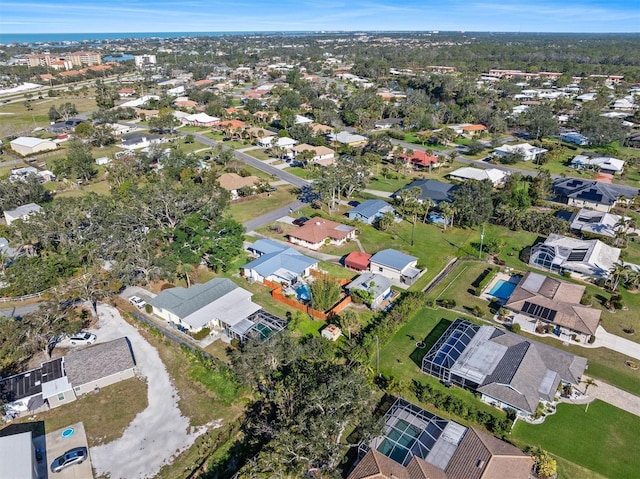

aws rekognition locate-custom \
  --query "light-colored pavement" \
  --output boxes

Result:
[363,189,393,198]
[42,422,93,479]
[88,304,216,479]
[561,375,640,417]
[590,325,640,361]
[243,200,305,233]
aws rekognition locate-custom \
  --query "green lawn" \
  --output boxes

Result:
[377,306,507,421]
[282,166,319,180]
[245,149,272,161]
[227,187,297,224]
[513,400,640,479]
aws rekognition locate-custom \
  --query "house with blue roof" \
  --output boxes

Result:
[369,248,423,286]
[347,199,395,225]
[394,179,458,206]
[346,272,392,309]
[242,239,318,285]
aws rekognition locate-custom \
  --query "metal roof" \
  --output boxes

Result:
[370,248,417,271]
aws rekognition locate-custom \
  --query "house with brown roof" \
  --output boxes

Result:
[505,272,600,342]
[345,251,372,271]
[310,123,334,135]
[399,150,441,170]
[217,172,260,199]
[348,398,532,479]
[288,218,356,250]
[289,143,336,166]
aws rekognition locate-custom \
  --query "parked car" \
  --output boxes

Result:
[293,216,309,226]
[69,332,97,346]
[129,296,147,309]
[50,447,88,473]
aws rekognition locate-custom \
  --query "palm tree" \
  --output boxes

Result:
[339,309,360,340]
[581,377,597,394]
[439,203,456,230]
[175,262,194,288]
[608,261,630,291]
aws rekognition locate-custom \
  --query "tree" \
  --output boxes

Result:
[149,107,179,133]
[527,446,557,479]
[439,202,456,230]
[576,107,629,147]
[90,123,116,147]
[48,102,78,122]
[374,210,396,231]
[53,138,96,181]
[339,309,360,340]
[94,80,118,109]
[452,179,494,227]
[310,278,342,311]
[394,186,425,246]
[581,377,597,394]
[522,105,559,140]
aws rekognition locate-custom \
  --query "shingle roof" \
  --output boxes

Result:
[64,337,135,388]
[148,278,238,319]
[289,218,355,244]
[553,178,638,206]
[396,179,457,203]
[346,272,392,299]
[370,248,417,271]
[243,246,317,278]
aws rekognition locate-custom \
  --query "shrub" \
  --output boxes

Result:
[580,292,593,305]
[588,335,596,344]
[510,322,521,334]
[144,303,153,314]
[191,327,211,340]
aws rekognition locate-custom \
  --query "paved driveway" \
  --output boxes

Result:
[87,304,213,479]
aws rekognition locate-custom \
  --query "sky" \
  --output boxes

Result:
[1,0,639,34]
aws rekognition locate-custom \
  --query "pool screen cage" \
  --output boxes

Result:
[421,319,479,382]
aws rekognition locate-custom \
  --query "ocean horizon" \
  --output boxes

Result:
[0,31,329,45]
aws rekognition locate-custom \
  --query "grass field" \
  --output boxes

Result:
[10,376,147,447]
[227,187,297,224]
[513,400,640,479]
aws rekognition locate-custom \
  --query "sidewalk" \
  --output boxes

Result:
[560,375,640,417]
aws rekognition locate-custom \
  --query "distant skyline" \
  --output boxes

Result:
[1,0,639,35]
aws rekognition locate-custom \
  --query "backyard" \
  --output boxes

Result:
[513,400,640,479]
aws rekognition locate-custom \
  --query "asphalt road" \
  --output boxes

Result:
[243,199,305,232]
[189,132,311,189]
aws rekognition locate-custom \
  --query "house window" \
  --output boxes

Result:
[57,392,65,401]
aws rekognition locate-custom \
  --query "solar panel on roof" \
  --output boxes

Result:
[567,249,588,262]
[522,301,557,322]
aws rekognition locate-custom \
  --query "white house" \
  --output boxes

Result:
[288,143,336,166]
[570,155,625,174]
[493,143,548,162]
[181,112,220,127]
[447,167,508,186]
[4,203,42,225]
[10,137,58,156]
[369,249,422,286]
[147,278,262,335]
[257,136,298,149]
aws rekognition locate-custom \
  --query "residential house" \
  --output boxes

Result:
[148,278,262,336]
[570,155,625,174]
[326,131,368,147]
[422,318,587,418]
[560,131,589,146]
[4,203,42,225]
[9,137,58,156]
[450,123,487,137]
[0,431,39,479]
[310,123,333,136]
[217,172,260,199]
[344,251,372,271]
[448,167,507,186]
[552,178,638,212]
[0,237,17,264]
[505,272,600,342]
[118,87,136,98]
[349,397,533,479]
[294,114,313,125]
[257,136,297,149]
[288,218,356,250]
[289,143,336,166]
[493,143,547,162]
[529,233,621,279]
[0,338,136,419]
[63,337,136,396]
[369,248,422,285]
[346,272,392,309]
[347,199,395,224]
[567,208,625,239]
[242,239,318,284]
[120,133,164,150]
[180,112,219,127]
[394,179,458,206]
[374,118,402,130]
[400,150,441,170]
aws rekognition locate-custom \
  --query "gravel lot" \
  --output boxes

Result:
[88,304,211,479]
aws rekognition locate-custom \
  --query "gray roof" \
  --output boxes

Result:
[569,209,622,238]
[370,248,417,271]
[0,357,64,403]
[0,431,34,479]
[396,179,457,203]
[64,337,136,387]
[553,178,638,206]
[346,272,392,299]
[4,203,42,218]
[348,199,394,220]
[243,242,317,279]
[0,237,17,258]
[148,278,238,319]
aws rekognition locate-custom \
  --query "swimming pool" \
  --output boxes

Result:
[488,279,517,300]
[296,284,311,301]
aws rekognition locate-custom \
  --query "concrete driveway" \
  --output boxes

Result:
[87,304,212,479]
[43,422,93,479]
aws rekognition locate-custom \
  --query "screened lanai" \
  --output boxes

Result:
[421,319,480,382]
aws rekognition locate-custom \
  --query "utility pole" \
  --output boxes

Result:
[479,224,485,259]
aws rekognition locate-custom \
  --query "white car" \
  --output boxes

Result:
[69,332,97,346]
[129,295,147,309]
